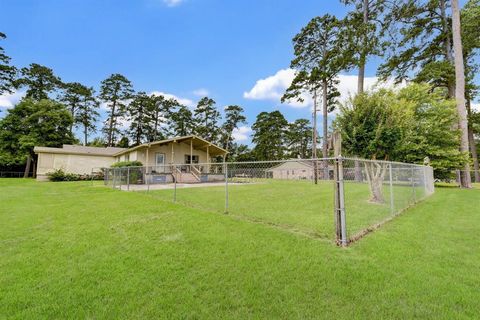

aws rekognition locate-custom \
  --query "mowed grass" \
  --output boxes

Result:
[1,179,479,319]
[146,179,425,238]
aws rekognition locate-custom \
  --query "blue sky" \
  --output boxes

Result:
[0,0,476,144]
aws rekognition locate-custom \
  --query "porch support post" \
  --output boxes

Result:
[190,138,193,166]
[146,146,149,172]
[171,142,175,164]
[206,145,210,173]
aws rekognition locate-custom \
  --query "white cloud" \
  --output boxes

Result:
[192,88,209,97]
[472,103,480,112]
[243,69,304,107]
[150,91,194,108]
[0,90,25,110]
[163,0,184,7]
[244,68,404,110]
[232,126,252,142]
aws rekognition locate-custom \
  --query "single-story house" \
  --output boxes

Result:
[267,160,333,180]
[34,135,228,182]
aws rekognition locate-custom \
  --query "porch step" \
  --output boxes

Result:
[175,172,200,183]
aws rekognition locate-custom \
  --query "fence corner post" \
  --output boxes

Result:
[224,161,229,214]
[334,155,347,247]
[173,165,177,203]
[127,167,130,191]
[389,164,395,215]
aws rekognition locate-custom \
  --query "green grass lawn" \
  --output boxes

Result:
[145,179,426,239]
[1,179,479,319]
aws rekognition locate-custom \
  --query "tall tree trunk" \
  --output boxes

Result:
[24,154,31,178]
[467,99,480,182]
[312,90,318,184]
[83,124,88,146]
[357,0,369,94]
[70,106,75,134]
[322,80,329,180]
[452,0,472,188]
[154,110,159,141]
[440,0,456,98]
[32,158,36,179]
[108,100,117,147]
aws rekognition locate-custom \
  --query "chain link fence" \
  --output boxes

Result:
[102,157,434,245]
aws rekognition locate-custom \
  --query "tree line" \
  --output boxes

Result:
[1,0,479,185]
[0,35,317,173]
[282,0,480,187]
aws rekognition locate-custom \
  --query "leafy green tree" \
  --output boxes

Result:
[99,74,134,146]
[171,104,195,137]
[117,136,130,148]
[194,97,220,142]
[0,32,16,95]
[286,119,312,159]
[252,111,288,161]
[0,99,74,177]
[221,105,247,152]
[229,143,255,162]
[16,63,62,100]
[87,137,107,147]
[396,83,465,179]
[335,89,409,202]
[75,86,99,146]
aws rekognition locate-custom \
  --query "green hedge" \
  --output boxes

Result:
[47,168,104,182]
[111,161,143,168]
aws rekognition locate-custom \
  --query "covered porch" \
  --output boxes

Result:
[113,135,228,184]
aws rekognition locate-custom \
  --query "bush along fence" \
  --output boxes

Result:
[102,156,434,246]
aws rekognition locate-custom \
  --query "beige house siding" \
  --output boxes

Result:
[268,162,314,180]
[34,135,227,181]
[122,142,212,167]
[36,152,116,180]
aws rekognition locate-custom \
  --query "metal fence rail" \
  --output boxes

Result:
[0,172,29,178]
[102,157,435,245]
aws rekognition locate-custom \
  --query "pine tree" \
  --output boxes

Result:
[75,86,99,146]
[16,63,62,100]
[194,97,220,142]
[171,104,195,137]
[252,111,288,161]
[221,105,247,152]
[99,74,133,146]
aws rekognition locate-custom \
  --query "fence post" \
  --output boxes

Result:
[112,168,116,189]
[224,161,229,214]
[127,167,130,191]
[173,165,177,203]
[411,166,416,203]
[147,166,150,193]
[389,164,395,215]
[334,156,347,246]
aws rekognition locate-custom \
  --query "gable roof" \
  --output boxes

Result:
[34,145,127,156]
[267,160,315,171]
[114,135,228,156]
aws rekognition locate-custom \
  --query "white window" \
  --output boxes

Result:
[125,154,130,162]
[155,153,165,166]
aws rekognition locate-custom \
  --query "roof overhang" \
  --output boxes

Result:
[33,146,117,157]
[114,135,229,157]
